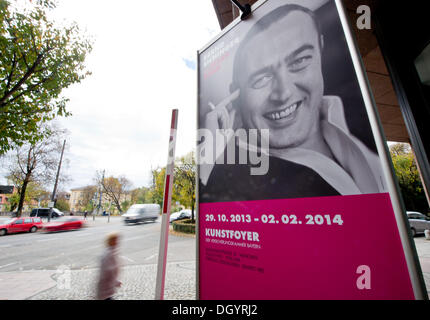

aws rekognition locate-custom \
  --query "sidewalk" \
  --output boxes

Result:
[413,237,430,297]
[0,270,56,300]
[0,261,195,300]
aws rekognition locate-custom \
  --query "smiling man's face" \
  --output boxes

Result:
[237,10,324,149]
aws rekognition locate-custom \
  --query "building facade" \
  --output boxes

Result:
[69,186,131,213]
[0,185,16,212]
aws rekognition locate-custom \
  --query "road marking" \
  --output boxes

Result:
[0,262,17,269]
[145,254,158,261]
[75,233,95,237]
[120,255,135,263]
[37,238,60,242]
[124,236,145,242]
[9,244,103,271]
[0,245,11,248]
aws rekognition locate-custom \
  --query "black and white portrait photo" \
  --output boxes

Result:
[198,0,387,203]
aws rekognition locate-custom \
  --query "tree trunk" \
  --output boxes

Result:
[17,175,31,216]
[115,201,122,214]
[10,202,18,212]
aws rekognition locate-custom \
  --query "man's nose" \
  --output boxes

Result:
[269,68,294,103]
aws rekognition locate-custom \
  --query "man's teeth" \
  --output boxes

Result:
[269,102,299,120]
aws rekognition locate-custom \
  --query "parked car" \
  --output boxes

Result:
[169,209,192,223]
[42,217,85,232]
[30,208,64,219]
[122,204,160,224]
[407,211,430,237]
[0,217,43,236]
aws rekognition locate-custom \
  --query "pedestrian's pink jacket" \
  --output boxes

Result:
[96,246,121,300]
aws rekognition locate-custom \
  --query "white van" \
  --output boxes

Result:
[122,204,160,224]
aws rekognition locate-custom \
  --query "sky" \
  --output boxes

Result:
[1,0,220,192]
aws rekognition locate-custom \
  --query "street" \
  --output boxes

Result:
[0,216,196,300]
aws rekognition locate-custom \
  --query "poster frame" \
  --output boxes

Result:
[195,0,428,300]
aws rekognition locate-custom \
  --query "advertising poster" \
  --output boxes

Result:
[197,0,421,299]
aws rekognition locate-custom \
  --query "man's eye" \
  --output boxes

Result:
[251,74,273,89]
[289,56,312,72]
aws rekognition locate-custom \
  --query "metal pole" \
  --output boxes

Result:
[155,109,178,300]
[99,170,105,220]
[48,140,66,222]
[93,195,95,221]
[94,170,105,222]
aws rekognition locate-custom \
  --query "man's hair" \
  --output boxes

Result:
[231,4,323,92]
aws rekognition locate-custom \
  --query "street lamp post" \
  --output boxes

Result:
[97,170,105,221]
[48,140,66,222]
[92,193,97,222]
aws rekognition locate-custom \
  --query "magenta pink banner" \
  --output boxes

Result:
[199,193,414,300]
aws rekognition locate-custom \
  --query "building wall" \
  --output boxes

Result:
[0,186,18,212]
[69,186,132,213]
[69,189,86,212]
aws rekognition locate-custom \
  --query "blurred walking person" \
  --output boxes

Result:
[96,232,122,300]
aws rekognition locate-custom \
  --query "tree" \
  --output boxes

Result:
[147,168,166,206]
[4,179,47,211]
[54,193,70,212]
[96,172,132,214]
[174,151,196,222]
[121,200,130,212]
[389,143,429,213]
[147,167,181,208]
[0,0,92,154]
[5,191,19,211]
[147,153,197,220]
[5,124,69,215]
[390,143,409,157]
[80,185,97,212]
[130,187,150,204]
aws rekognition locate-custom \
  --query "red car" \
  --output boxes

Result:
[42,217,85,232]
[0,217,43,236]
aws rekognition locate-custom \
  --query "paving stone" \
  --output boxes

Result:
[28,261,196,300]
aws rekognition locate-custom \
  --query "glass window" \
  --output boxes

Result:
[13,219,23,225]
[40,209,50,215]
[24,218,32,223]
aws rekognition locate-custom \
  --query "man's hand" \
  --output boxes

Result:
[205,89,240,134]
[199,89,240,186]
